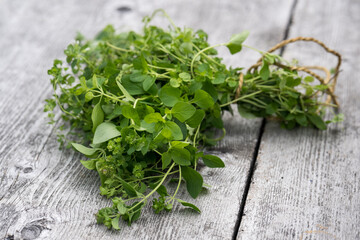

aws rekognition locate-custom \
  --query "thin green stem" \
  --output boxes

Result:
[168,166,182,204]
[240,98,266,108]
[242,44,264,54]
[147,9,180,33]
[220,90,262,107]
[106,42,133,53]
[157,44,185,64]
[193,125,201,147]
[192,44,222,68]
[92,90,127,104]
[148,64,176,71]
[52,83,79,119]
[190,43,226,77]
[153,149,162,156]
[243,76,261,83]
[128,162,176,212]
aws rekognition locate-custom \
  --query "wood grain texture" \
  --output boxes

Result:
[0,0,295,239]
[238,0,360,239]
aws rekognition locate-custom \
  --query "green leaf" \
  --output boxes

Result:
[226,30,249,54]
[130,72,147,82]
[202,80,218,102]
[307,114,327,130]
[92,102,104,132]
[174,118,187,139]
[116,80,135,102]
[80,159,97,170]
[164,121,183,140]
[171,102,196,122]
[192,89,214,109]
[196,63,212,78]
[329,113,344,123]
[212,72,226,84]
[111,217,120,230]
[140,120,156,133]
[122,105,140,124]
[119,179,138,197]
[121,76,145,96]
[279,77,286,90]
[177,199,201,213]
[149,184,169,197]
[180,42,193,54]
[286,77,301,87]
[162,152,172,170]
[158,85,181,107]
[157,185,169,197]
[265,103,278,115]
[170,141,190,148]
[106,105,122,120]
[304,76,314,83]
[160,127,172,139]
[140,52,149,72]
[295,114,308,126]
[170,148,191,166]
[237,105,257,119]
[181,166,203,198]
[202,155,225,168]
[72,143,97,156]
[92,74,99,89]
[93,122,121,145]
[144,112,165,123]
[186,109,205,128]
[260,62,270,80]
[143,76,156,91]
[179,72,191,81]
[117,201,127,215]
[170,78,181,88]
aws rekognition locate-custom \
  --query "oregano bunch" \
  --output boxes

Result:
[44,9,342,230]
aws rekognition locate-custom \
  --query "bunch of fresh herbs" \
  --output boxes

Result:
[44,10,341,229]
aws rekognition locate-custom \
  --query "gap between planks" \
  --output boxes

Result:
[232,0,298,238]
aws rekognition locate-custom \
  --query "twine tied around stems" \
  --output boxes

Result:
[235,37,342,107]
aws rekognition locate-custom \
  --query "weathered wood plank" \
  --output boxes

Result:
[238,0,360,239]
[0,0,293,239]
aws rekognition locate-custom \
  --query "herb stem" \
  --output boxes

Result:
[128,162,176,212]
[148,64,175,71]
[157,44,185,63]
[242,44,264,54]
[192,44,222,68]
[190,43,227,77]
[193,125,201,147]
[220,90,262,107]
[169,166,182,203]
[106,42,133,52]
[92,90,127,104]
[153,149,162,156]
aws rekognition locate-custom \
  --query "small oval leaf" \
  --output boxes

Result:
[93,122,121,145]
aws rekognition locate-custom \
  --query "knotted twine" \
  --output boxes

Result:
[235,37,342,107]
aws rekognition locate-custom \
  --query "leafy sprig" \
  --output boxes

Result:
[44,9,341,230]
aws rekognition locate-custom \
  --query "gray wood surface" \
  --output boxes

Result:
[238,0,360,239]
[0,0,296,239]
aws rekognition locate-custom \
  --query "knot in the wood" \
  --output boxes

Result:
[20,218,51,240]
[117,6,132,13]
[23,167,33,173]
[21,224,42,239]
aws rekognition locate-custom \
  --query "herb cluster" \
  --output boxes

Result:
[44,10,341,229]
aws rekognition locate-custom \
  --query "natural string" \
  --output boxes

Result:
[237,37,342,107]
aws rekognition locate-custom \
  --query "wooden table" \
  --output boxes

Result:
[0,0,359,239]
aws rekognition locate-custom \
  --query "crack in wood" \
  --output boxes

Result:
[232,0,299,239]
